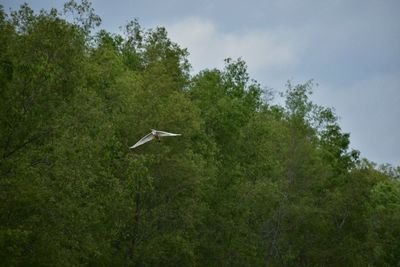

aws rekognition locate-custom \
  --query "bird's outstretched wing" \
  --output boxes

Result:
[130,132,154,149]
[155,130,181,137]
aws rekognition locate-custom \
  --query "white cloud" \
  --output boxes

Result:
[165,17,303,73]
[162,15,400,167]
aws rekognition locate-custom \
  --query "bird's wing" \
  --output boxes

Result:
[130,133,154,149]
[155,130,181,137]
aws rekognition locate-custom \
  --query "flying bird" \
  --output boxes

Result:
[130,129,181,149]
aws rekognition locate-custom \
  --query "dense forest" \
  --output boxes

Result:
[1,1,399,266]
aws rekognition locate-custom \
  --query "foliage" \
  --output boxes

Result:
[1,2,398,266]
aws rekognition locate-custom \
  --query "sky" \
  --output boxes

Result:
[2,0,400,166]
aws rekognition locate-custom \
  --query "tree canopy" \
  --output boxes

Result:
[1,2,399,266]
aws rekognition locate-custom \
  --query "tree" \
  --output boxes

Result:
[1,2,398,266]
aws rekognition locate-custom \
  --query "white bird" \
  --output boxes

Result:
[130,129,181,149]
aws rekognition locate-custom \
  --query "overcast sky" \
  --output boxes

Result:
[2,0,399,166]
